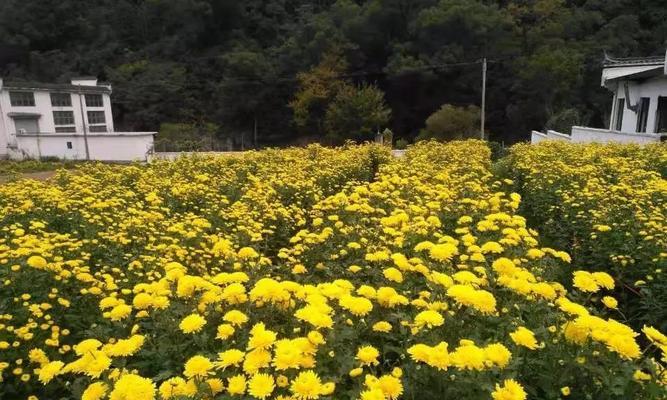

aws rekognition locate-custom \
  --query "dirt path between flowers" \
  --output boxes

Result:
[0,170,57,184]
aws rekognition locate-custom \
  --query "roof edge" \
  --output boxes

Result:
[2,81,111,94]
[603,53,665,68]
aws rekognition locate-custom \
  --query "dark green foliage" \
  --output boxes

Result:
[418,104,480,141]
[545,108,585,136]
[324,84,391,143]
[394,138,409,150]
[1,0,666,145]
[154,122,223,152]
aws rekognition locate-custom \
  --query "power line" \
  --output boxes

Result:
[215,58,500,86]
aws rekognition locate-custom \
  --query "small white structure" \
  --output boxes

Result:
[532,53,667,144]
[0,77,155,161]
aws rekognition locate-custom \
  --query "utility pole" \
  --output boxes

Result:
[480,57,487,140]
[77,91,91,160]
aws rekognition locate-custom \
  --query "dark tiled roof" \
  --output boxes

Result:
[3,81,111,94]
[603,54,665,67]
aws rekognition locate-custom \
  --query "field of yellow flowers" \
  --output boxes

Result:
[504,142,667,331]
[0,141,665,400]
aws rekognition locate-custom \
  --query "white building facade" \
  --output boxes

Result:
[531,53,667,144]
[0,77,155,161]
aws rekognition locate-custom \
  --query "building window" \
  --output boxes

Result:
[53,111,75,126]
[9,91,35,107]
[87,110,106,132]
[66,141,73,149]
[89,125,108,132]
[50,92,72,107]
[636,97,650,133]
[53,111,75,133]
[87,111,106,124]
[85,94,103,107]
[615,98,624,131]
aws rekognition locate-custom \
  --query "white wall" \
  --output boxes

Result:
[570,126,660,144]
[531,130,572,142]
[545,130,572,141]
[0,79,132,160]
[613,77,667,133]
[0,87,113,137]
[0,82,12,156]
[530,131,548,143]
[530,130,574,143]
[47,91,115,133]
[87,133,152,160]
[12,132,155,161]
[531,127,660,144]
[0,121,5,157]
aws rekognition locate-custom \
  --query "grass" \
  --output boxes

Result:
[0,159,83,183]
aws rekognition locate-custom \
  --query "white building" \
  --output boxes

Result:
[0,77,155,161]
[531,53,667,144]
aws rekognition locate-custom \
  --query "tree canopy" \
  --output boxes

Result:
[419,104,480,141]
[1,0,666,147]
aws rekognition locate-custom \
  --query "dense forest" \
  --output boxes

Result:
[1,0,666,148]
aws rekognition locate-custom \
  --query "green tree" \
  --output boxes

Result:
[3,0,667,143]
[545,108,585,134]
[216,48,280,148]
[155,122,220,152]
[289,50,350,136]
[411,0,516,61]
[324,84,391,143]
[418,104,480,141]
[106,61,187,131]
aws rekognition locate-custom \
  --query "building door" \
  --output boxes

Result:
[614,98,624,131]
[636,97,650,133]
[13,117,39,134]
[656,97,667,133]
